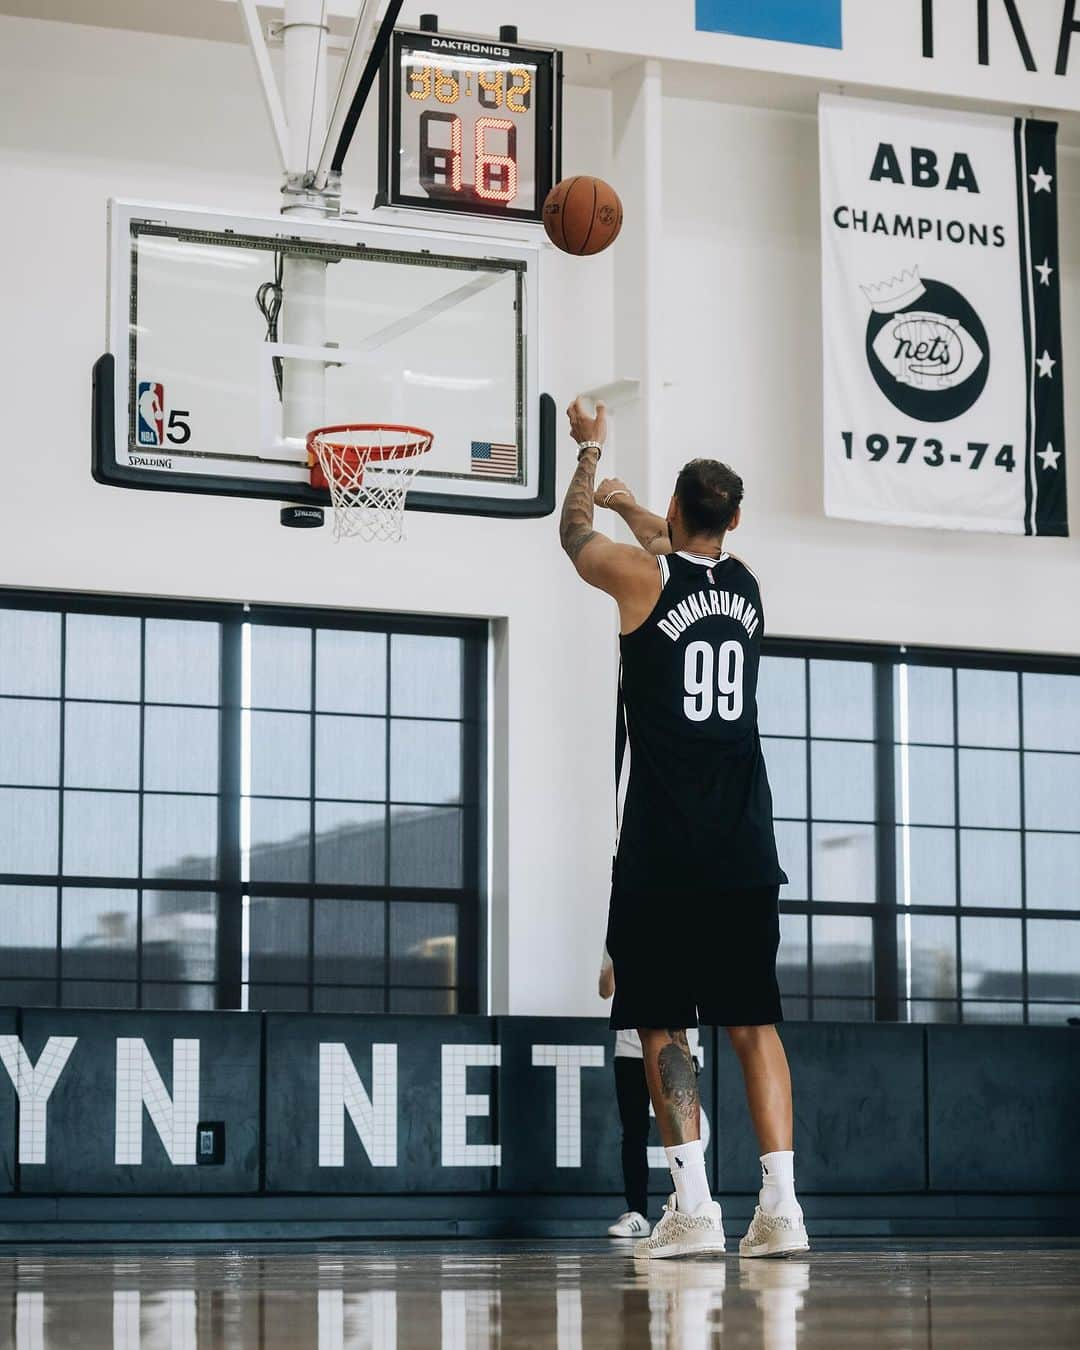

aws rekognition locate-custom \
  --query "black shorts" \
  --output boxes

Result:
[606,882,783,1030]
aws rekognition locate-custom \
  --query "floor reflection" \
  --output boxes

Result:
[2,1240,1078,1349]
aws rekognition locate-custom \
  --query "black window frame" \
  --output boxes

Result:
[0,588,487,1015]
[764,635,1080,1025]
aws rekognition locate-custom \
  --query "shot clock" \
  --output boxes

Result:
[379,28,561,222]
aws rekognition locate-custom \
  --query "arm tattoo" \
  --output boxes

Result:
[560,452,599,562]
[564,528,599,562]
[656,1031,700,1142]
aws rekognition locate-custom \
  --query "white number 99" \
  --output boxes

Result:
[683,640,744,723]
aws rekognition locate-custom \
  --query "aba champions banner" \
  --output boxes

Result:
[819,94,1067,535]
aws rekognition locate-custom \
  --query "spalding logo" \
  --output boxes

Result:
[862,269,989,422]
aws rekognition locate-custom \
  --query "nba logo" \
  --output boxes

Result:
[137,381,164,446]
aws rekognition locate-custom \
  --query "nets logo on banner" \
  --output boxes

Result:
[863,270,990,421]
[819,95,1067,536]
[696,0,842,50]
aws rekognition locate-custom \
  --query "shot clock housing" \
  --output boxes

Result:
[377,26,562,222]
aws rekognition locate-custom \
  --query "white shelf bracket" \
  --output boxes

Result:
[578,378,642,412]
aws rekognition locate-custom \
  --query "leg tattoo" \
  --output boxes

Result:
[655,1031,700,1144]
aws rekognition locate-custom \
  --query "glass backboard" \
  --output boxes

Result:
[93,200,553,517]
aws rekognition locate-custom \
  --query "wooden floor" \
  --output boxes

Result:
[3,1239,1079,1347]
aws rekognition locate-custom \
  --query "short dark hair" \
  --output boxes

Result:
[674,459,744,537]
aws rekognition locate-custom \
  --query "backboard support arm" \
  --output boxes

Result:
[236,0,290,172]
[312,0,379,190]
[323,0,403,180]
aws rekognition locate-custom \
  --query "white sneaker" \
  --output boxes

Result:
[608,1210,650,1237]
[738,1204,810,1258]
[633,1194,726,1259]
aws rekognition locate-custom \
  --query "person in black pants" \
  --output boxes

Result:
[601,948,701,1237]
[613,1053,652,1234]
[600,948,651,1236]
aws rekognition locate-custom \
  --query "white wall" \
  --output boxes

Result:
[2,12,1078,1020]
[658,93,1080,653]
[0,15,618,1018]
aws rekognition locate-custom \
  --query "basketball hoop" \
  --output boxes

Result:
[308,423,432,541]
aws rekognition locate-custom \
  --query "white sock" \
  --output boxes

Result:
[759,1150,800,1218]
[665,1140,711,1214]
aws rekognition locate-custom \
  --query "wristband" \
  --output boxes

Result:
[577,440,603,459]
[602,489,631,507]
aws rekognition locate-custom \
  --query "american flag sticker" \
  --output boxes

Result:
[470,440,519,478]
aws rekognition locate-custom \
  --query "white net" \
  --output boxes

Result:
[309,425,432,542]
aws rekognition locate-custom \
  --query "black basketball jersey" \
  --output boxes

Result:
[614,549,787,892]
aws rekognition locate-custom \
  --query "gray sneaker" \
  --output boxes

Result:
[738,1205,810,1258]
[633,1194,726,1259]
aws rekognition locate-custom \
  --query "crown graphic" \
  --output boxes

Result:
[860,267,926,314]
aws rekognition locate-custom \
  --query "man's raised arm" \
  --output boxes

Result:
[595,478,672,555]
[559,399,663,629]
[558,399,606,564]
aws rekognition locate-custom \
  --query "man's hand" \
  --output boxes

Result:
[566,396,607,447]
[595,477,635,511]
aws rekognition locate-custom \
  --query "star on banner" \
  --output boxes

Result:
[1037,443,1061,471]
[1036,350,1057,379]
[1035,258,1054,286]
[1030,165,1054,194]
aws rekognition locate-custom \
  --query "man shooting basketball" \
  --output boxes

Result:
[560,397,809,1260]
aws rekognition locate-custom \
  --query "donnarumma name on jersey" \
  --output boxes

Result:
[657,589,760,643]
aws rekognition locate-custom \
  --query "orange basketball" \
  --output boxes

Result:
[542,176,623,256]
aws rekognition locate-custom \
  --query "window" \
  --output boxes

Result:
[240,617,483,1014]
[0,595,486,1013]
[762,641,1080,1026]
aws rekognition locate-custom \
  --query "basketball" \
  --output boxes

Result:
[543,176,623,255]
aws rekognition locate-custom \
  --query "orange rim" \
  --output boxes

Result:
[307,423,433,463]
